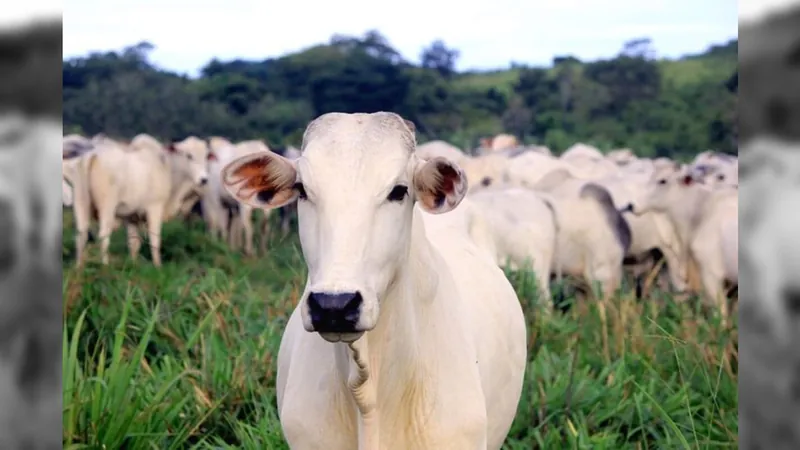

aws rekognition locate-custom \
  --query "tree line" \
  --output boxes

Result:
[63,30,738,160]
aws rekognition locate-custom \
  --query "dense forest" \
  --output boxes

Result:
[62,30,738,159]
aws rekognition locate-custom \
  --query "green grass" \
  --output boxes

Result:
[62,213,738,449]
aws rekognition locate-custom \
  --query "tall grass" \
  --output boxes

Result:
[62,214,738,449]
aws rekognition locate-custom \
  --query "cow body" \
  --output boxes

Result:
[70,136,209,266]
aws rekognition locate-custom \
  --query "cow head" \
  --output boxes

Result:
[166,136,210,186]
[221,112,467,343]
[629,165,703,216]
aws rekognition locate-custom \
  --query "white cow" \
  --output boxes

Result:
[544,169,688,296]
[203,139,272,255]
[221,112,527,449]
[70,136,210,266]
[0,112,62,268]
[467,187,558,306]
[533,172,631,300]
[629,165,738,323]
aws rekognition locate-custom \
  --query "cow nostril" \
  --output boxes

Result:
[199,177,208,186]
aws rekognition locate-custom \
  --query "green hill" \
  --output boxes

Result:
[63,34,737,158]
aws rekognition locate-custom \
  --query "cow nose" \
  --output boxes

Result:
[307,292,363,333]
[199,177,208,186]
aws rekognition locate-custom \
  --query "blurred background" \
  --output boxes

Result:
[59,1,752,449]
[63,0,737,159]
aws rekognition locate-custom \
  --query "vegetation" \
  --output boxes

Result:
[63,32,737,159]
[62,214,738,449]
[62,30,739,448]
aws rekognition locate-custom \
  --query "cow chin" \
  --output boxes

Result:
[318,331,365,344]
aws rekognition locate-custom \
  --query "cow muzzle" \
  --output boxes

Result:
[306,291,364,341]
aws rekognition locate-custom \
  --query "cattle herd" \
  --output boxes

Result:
[61,111,744,448]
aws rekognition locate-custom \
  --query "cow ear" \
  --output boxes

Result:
[221,151,299,210]
[413,157,467,214]
[402,119,416,134]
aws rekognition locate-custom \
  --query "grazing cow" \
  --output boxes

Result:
[221,112,527,449]
[71,136,210,266]
[467,187,558,306]
[628,166,738,324]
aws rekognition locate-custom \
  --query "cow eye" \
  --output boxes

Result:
[658,179,667,185]
[186,153,193,160]
[294,182,307,200]
[387,185,408,202]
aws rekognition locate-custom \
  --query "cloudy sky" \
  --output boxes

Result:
[63,0,742,77]
[1,0,60,27]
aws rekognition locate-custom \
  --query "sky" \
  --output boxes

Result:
[1,0,60,28]
[62,0,743,78]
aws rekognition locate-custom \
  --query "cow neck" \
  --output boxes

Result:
[339,208,440,449]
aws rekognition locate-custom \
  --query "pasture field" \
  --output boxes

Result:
[62,213,738,449]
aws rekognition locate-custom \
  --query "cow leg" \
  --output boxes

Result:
[96,207,116,266]
[228,214,242,250]
[239,205,255,256]
[258,210,273,256]
[145,205,164,267]
[212,203,231,242]
[126,222,142,262]
[72,195,91,268]
[699,265,727,326]
[532,257,553,313]
[280,205,292,235]
[659,246,689,295]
